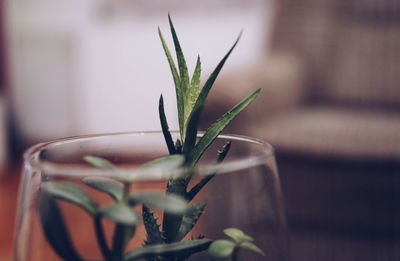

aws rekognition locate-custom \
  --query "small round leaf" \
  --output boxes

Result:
[208,240,236,259]
[223,228,253,243]
[101,203,139,225]
[83,177,124,201]
[41,182,97,215]
[130,192,188,214]
[240,241,265,256]
[83,155,116,170]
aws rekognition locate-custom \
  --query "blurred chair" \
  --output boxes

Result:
[203,0,400,241]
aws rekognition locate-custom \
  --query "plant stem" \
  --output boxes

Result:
[111,183,133,261]
[232,248,240,261]
[94,214,111,259]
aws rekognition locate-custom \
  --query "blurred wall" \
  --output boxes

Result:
[4,0,272,144]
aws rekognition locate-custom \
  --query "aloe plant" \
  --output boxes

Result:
[38,15,261,261]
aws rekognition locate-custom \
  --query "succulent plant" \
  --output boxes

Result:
[38,15,262,261]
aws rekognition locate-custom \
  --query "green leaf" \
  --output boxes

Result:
[190,88,261,163]
[139,154,184,171]
[130,192,187,214]
[83,177,124,202]
[38,193,84,261]
[185,55,201,124]
[40,182,97,215]
[158,27,180,92]
[182,105,203,161]
[240,241,265,256]
[125,238,212,260]
[190,55,202,92]
[83,155,116,170]
[101,203,139,225]
[208,240,236,259]
[159,95,176,155]
[158,27,184,136]
[193,33,241,113]
[142,205,165,245]
[168,14,190,101]
[187,142,231,200]
[187,175,214,201]
[224,228,253,243]
[177,201,206,240]
[183,33,242,158]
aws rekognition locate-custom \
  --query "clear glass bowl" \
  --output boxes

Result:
[14,131,289,261]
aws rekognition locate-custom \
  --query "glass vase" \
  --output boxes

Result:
[13,131,289,261]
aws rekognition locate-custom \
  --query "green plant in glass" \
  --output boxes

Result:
[38,15,263,261]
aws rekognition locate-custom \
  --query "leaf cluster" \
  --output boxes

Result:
[39,156,209,261]
[208,228,265,260]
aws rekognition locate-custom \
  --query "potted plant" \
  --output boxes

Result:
[13,16,288,261]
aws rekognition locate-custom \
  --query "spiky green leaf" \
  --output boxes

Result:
[185,55,201,124]
[191,88,260,163]
[190,55,202,92]
[177,202,206,240]
[158,27,183,135]
[182,105,203,160]
[182,33,241,146]
[187,142,231,200]
[168,14,190,96]
[158,27,180,89]
[143,205,164,245]
[159,95,176,154]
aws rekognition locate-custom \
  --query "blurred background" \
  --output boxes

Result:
[0,0,399,260]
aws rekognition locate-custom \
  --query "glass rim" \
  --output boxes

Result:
[23,131,275,181]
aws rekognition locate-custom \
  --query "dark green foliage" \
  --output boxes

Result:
[38,193,84,261]
[143,205,164,245]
